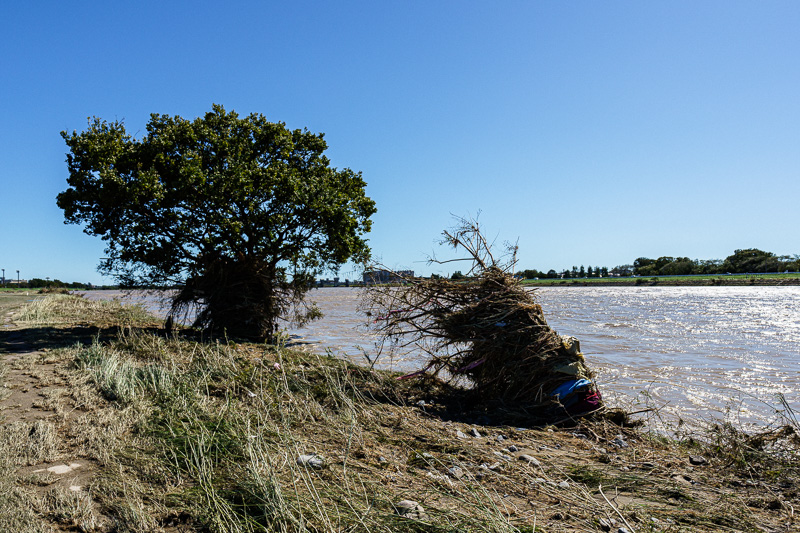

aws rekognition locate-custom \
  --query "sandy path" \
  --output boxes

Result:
[0,295,109,531]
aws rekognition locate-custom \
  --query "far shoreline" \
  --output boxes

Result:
[522,275,800,287]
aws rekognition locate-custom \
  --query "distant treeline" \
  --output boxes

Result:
[2,278,116,290]
[520,249,800,279]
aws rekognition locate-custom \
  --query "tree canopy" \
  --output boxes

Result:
[630,249,798,277]
[58,105,376,339]
[520,249,800,280]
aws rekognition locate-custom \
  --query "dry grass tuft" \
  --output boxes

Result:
[0,420,61,465]
[16,294,158,328]
[40,486,98,531]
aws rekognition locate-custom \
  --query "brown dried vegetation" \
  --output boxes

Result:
[362,217,601,423]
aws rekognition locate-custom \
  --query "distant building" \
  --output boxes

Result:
[362,270,414,284]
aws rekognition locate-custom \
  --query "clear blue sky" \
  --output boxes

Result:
[1,1,798,285]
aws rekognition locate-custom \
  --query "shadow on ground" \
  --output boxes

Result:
[0,326,164,354]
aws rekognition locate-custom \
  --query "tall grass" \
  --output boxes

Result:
[70,330,522,532]
[17,294,156,327]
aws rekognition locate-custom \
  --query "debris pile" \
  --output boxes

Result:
[363,217,603,422]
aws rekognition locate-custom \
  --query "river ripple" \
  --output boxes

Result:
[82,286,800,425]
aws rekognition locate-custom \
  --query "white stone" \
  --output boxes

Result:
[296,454,325,469]
[395,500,428,520]
[396,500,418,511]
[35,462,82,475]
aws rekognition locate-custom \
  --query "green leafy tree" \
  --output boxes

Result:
[695,259,722,274]
[611,264,632,277]
[658,257,694,276]
[633,257,654,274]
[58,105,376,340]
[722,249,777,273]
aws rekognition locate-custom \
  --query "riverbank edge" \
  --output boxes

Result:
[1,293,798,532]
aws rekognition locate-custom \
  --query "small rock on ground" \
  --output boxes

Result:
[297,454,325,469]
[448,466,465,479]
[395,500,428,520]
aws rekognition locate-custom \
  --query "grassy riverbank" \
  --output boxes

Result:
[1,294,798,532]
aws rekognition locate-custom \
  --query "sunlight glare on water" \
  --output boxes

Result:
[532,286,800,424]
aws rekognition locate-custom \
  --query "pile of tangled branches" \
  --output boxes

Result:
[363,217,602,421]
